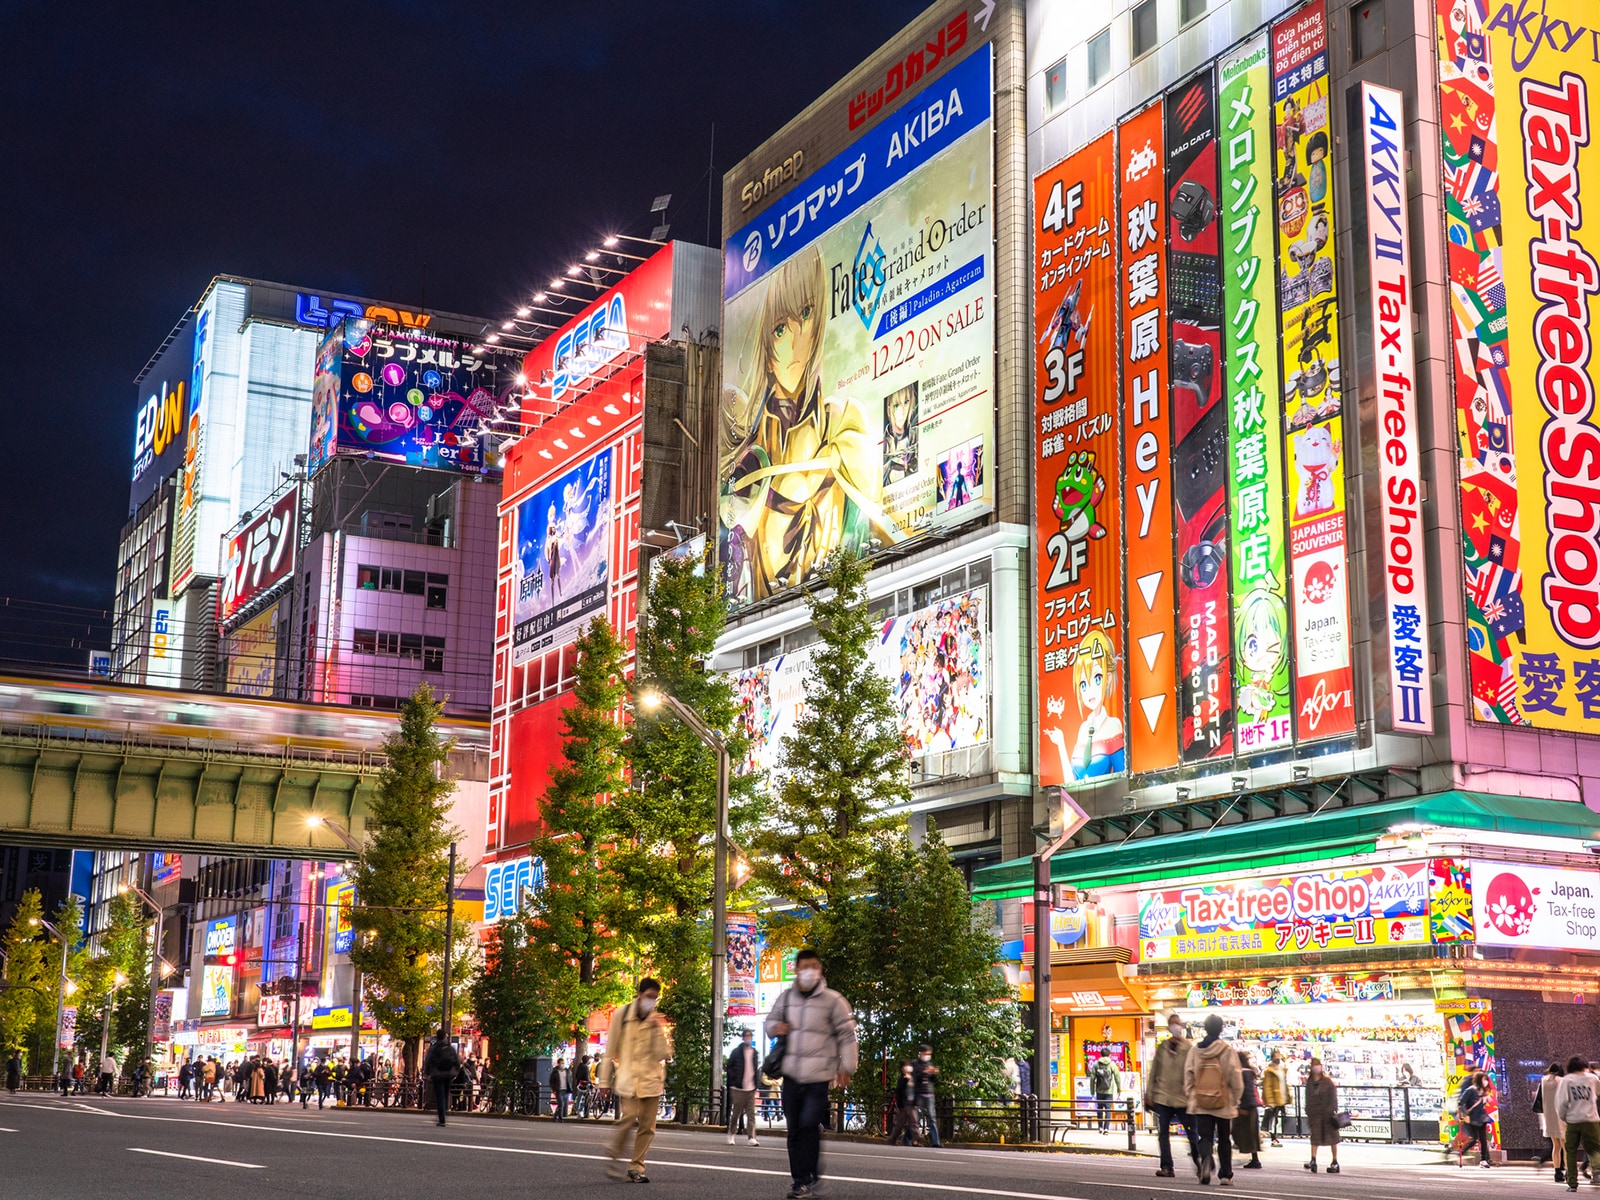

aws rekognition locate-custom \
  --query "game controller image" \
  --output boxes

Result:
[1177,399,1227,523]
[1170,338,1214,409]
[1172,181,1216,242]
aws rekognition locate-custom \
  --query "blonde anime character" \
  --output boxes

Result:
[719,247,901,603]
[1043,628,1125,781]
[1235,587,1288,721]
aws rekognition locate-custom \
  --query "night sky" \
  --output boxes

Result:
[1,1,927,629]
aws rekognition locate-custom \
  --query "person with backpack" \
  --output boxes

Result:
[1303,1058,1341,1174]
[1090,1052,1122,1135]
[423,1030,461,1127]
[1183,1013,1243,1186]
[765,948,858,1200]
[601,977,673,1184]
[1559,1056,1600,1193]
[1144,1013,1197,1179]
[1233,1051,1262,1169]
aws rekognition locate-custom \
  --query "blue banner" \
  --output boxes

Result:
[723,45,993,300]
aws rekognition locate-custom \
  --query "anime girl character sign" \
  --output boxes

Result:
[1042,629,1126,780]
[1234,587,1292,750]
[511,450,613,664]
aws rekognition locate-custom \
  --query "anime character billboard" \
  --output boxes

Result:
[719,46,995,607]
[511,449,613,664]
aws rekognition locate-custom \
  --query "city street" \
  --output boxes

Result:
[0,1094,1555,1200]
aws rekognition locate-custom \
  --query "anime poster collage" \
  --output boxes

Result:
[1034,0,1353,787]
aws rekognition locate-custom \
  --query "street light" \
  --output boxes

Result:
[99,969,128,1081]
[30,916,72,1080]
[636,687,734,1097]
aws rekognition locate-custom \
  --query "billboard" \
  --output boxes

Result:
[169,305,212,597]
[1438,0,1600,729]
[1360,83,1433,734]
[144,602,186,689]
[1470,861,1597,954]
[225,601,280,698]
[1166,70,1233,762]
[129,315,194,510]
[327,879,356,955]
[149,852,182,887]
[727,912,759,1017]
[1119,102,1179,774]
[199,964,234,1017]
[511,448,613,663]
[308,318,509,476]
[203,915,238,956]
[1034,131,1123,786]
[220,487,298,622]
[719,46,995,607]
[1221,36,1293,754]
[1271,0,1355,743]
[484,855,545,922]
[1137,861,1430,961]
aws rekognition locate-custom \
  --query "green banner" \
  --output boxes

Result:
[1219,34,1292,753]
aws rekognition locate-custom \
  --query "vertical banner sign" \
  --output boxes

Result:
[1165,71,1233,761]
[1220,36,1294,754]
[1119,103,1179,772]
[726,912,759,1017]
[1361,83,1434,733]
[59,1006,77,1050]
[1271,0,1356,743]
[1438,0,1600,730]
[1034,131,1124,785]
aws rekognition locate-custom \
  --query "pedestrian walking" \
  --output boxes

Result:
[58,1063,71,1096]
[262,1059,278,1104]
[1542,1062,1569,1183]
[727,1028,762,1145]
[765,947,858,1200]
[575,1053,592,1118]
[177,1059,192,1099]
[5,1048,21,1093]
[1144,1013,1197,1179]
[550,1058,570,1121]
[1183,1012,1242,1186]
[914,1045,942,1148]
[1090,1051,1121,1134]
[299,1063,314,1108]
[281,1061,297,1104]
[1233,1052,1262,1169]
[98,1051,116,1095]
[201,1057,215,1100]
[1302,1057,1341,1174]
[1558,1056,1600,1193]
[1261,1049,1290,1147]
[602,977,673,1184]
[1457,1070,1494,1168]
[423,1030,461,1127]
[313,1060,332,1109]
[1002,1057,1021,1097]
[886,1062,920,1147]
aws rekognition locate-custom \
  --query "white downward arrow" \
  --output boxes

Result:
[1139,694,1166,732]
[1136,571,1162,611]
[1138,631,1165,671]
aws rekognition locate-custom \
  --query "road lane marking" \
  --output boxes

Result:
[129,1148,264,1168]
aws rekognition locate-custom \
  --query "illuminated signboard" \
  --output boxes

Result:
[327,880,356,955]
[225,601,280,698]
[484,855,545,922]
[199,964,234,1017]
[145,602,186,689]
[1033,131,1123,786]
[294,293,433,331]
[1220,35,1293,754]
[1470,861,1598,954]
[149,852,181,887]
[219,487,298,622]
[257,994,290,1028]
[1138,861,1430,961]
[719,46,996,607]
[308,318,511,477]
[130,313,196,510]
[1360,82,1432,734]
[1438,0,1600,729]
[204,915,238,957]
[511,448,613,663]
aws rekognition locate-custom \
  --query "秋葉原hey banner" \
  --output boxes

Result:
[1439,0,1600,730]
[719,46,995,607]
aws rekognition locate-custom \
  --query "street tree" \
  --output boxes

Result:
[469,908,564,1077]
[0,889,48,1060]
[524,616,633,1047]
[77,891,150,1064]
[818,826,1024,1102]
[25,894,87,1070]
[617,550,758,1096]
[348,683,469,1072]
[755,547,909,923]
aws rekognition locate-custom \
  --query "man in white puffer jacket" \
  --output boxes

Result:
[766,948,857,1200]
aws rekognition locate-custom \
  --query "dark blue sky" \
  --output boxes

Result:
[0,0,927,615]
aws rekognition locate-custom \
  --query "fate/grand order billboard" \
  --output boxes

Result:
[719,43,997,607]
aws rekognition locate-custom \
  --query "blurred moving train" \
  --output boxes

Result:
[0,672,489,756]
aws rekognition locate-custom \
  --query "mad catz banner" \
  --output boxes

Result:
[1361,83,1433,733]
[1119,102,1179,773]
[1439,0,1600,729]
[1033,131,1124,785]
[1272,0,1355,742]
[1221,35,1293,754]
[1166,70,1233,762]
[1137,861,1430,961]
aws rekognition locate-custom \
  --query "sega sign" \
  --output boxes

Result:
[552,294,628,402]
[484,856,544,922]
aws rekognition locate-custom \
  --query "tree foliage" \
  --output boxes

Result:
[349,683,470,1072]
[469,909,563,1076]
[523,617,633,1047]
[755,547,909,921]
[814,826,1024,1103]
[0,889,47,1060]
[77,891,150,1065]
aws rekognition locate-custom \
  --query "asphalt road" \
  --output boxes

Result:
[0,1094,1556,1200]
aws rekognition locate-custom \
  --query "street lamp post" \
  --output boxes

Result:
[638,688,732,1097]
[98,970,128,1084]
[31,917,72,1080]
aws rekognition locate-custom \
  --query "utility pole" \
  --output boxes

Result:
[440,842,457,1039]
[1031,788,1085,1124]
[292,920,306,1068]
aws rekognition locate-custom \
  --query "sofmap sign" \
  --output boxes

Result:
[1439,0,1600,729]
[1470,861,1598,953]
[219,487,298,622]
[1361,82,1433,733]
[484,855,545,922]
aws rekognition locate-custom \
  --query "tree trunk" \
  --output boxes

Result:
[402,1036,421,1076]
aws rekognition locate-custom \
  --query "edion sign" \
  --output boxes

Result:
[1360,83,1433,733]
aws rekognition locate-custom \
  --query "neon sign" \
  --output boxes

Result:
[295,293,434,331]
[551,294,628,402]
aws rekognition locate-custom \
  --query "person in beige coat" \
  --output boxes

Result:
[1183,1013,1243,1186]
[601,978,674,1183]
[1143,1014,1197,1178]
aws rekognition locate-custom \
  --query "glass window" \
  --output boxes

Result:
[356,565,379,590]
[426,574,448,610]
[353,628,377,654]
[399,633,423,660]
[1351,0,1385,61]
[1180,0,1206,26]
[1044,56,1068,113]
[1132,0,1158,59]
[380,568,402,592]
[1087,28,1111,88]
[423,636,445,673]
[375,631,401,655]
[402,570,426,596]
[967,560,992,590]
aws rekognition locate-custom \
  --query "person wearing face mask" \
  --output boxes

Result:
[1144,1014,1198,1179]
[766,948,858,1199]
[1302,1057,1341,1173]
[601,978,673,1184]
[726,1029,762,1146]
[1261,1049,1290,1147]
